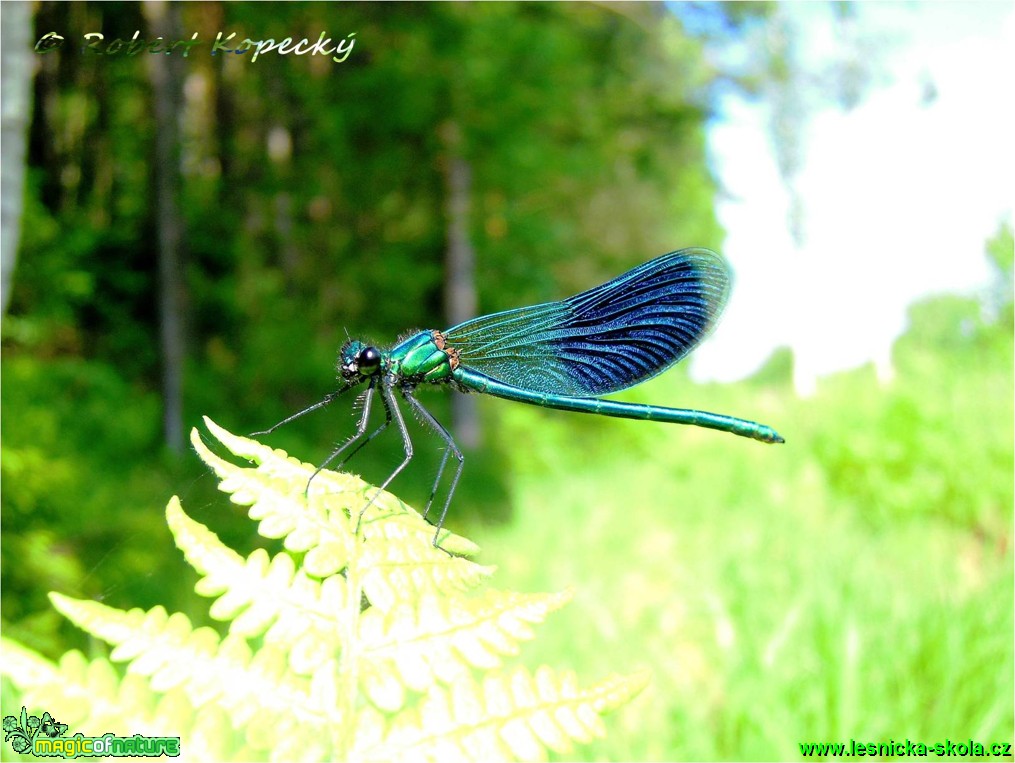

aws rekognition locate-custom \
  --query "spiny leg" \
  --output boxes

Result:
[355,380,414,530]
[305,381,378,492]
[402,390,464,549]
[427,447,452,519]
[251,385,352,437]
[331,388,394,472]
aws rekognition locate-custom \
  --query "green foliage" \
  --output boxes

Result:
[11,3,720,418]
[985,219,1013,328]
[1,419,646,762]
[0,356,183,654]
[810,285,1013,533]
[480,385,1011,760]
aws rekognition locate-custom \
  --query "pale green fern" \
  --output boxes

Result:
[2,417,647,761]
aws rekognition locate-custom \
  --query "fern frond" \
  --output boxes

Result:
[193,417,494,598]
[359,665,651,762]
[48,594,330,732]
[0,638,194,744]
[1,420,649,762]
[359,589,574,706]
[189,419,356,557]
[353,510,496,611]
[166,496,346,673]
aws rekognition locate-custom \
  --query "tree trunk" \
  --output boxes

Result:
[441,121,480,448]
[144,0,186,453]
[1,1,33,317]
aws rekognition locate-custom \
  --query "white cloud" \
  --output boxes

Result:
[692,2,1014,393]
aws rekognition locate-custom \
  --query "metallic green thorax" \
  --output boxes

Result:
[383,330,457,384]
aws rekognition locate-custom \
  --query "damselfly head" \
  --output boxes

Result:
[339,340,382,381]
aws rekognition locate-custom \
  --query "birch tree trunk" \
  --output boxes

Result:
[1,1,33,317]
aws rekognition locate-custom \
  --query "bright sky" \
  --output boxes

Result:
[690,2,1015,394]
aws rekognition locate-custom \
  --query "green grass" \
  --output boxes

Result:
[464,371,1013,761]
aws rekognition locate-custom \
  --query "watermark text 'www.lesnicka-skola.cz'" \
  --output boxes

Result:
[799,738,1013,758]
[34,30,356,64]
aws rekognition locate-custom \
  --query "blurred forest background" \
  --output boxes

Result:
[1,2,1011,760]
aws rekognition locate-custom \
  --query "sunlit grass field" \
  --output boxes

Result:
[464,366,1013,761]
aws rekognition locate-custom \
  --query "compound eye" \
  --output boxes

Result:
[358,346,381,374]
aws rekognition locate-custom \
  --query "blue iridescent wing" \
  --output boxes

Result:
[444,248,730,397]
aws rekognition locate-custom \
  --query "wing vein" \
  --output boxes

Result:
[445,248,730,397]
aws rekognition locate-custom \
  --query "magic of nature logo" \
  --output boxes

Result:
[3,706,181,758]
